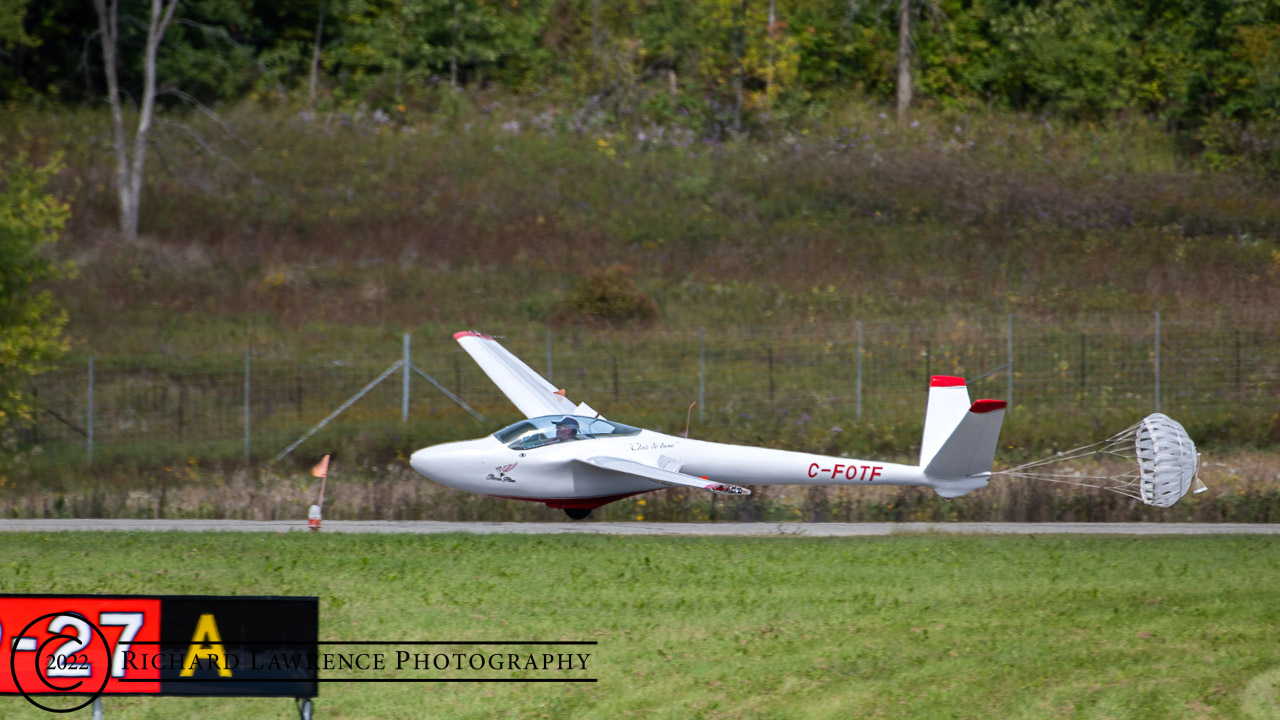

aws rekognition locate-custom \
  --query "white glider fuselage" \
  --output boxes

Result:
[408,331,1005,516]
[411,428,930,504]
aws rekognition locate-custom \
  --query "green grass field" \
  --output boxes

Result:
[2,532,1279,719]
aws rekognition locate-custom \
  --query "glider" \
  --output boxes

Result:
[409,331,1007,519]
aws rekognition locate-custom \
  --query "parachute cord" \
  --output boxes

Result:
[998,446,1132,474]
[1003,473,1144,500]
[998,471,1137,482]
[995,423,1140,476]
[997,444,1130,474]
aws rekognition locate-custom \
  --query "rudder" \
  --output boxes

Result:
[924,399,1007,479]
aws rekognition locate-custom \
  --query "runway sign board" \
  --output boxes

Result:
[1,594,318,706]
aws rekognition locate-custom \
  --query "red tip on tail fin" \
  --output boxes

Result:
[970,399,1007,414]
[453,330,494,340]
[921,377,974,467]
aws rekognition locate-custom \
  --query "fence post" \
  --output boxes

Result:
[1235,329,1241,398]
[244,349,251,464]
[546,329,553,384]
[612,356,619,402]
[1154,310,1161,413]
[402,333,410,423]
[925,340,931,386]
[87,355,94,467]
[856,321,863,423]
[30,385,39,445]
[1006,314,1014,414]
[767,347,774,404]
[698,328,706,421]
[1079,333,1087,408]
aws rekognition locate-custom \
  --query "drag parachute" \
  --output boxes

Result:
[997,413,1205,507]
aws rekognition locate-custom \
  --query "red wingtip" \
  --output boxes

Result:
[453,330,493,340]
[930,375,966,388]
[970,399,1007,414]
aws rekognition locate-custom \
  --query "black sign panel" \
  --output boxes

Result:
[157,596,318,697]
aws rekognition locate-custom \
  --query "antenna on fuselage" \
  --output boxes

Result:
[683,401,697,438]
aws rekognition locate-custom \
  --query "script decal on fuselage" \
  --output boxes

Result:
[486,463,518,483]
[630,442,677,452]
[808,463,883,482]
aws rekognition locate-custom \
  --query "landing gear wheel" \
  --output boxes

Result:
[563,508,591,520]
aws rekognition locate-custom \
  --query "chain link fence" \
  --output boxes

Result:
[17,312,1280,474]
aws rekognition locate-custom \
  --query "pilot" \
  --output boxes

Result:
[553,417,580,443]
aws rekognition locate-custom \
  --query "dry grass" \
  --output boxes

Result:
[2,100,1277,357]
[3,450,1277,522]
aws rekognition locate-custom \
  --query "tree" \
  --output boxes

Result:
[92,0,179,242]
[0,0,35,48]
[893,0,945,123]
[0,0,37,97]
[896,0,911,122]
[308,0,328,107]
[323,0,550,100]
[0,155,70,441]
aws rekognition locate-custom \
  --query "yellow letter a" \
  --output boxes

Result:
[180,614,232,677]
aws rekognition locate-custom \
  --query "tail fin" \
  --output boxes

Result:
[920,376,1007,498]
[920,376,973,468]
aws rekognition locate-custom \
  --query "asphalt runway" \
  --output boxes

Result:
[2,520,1279,535]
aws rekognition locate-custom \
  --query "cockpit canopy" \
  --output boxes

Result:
[494,415,641,451]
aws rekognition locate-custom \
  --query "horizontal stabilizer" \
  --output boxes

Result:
[924,400,1007,479]
[578,456,751,496]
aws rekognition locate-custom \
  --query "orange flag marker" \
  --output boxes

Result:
[310,454,331,531]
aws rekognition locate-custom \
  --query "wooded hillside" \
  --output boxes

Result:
[3,0,1278,169]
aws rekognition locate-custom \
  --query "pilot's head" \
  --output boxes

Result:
[554,417,579,440]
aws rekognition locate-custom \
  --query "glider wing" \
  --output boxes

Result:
[454,331,580,419]
[578,456,751,496]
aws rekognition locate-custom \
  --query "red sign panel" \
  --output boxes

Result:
[1,597,162,696]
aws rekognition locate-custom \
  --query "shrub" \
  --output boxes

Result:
[552,265,659,327]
